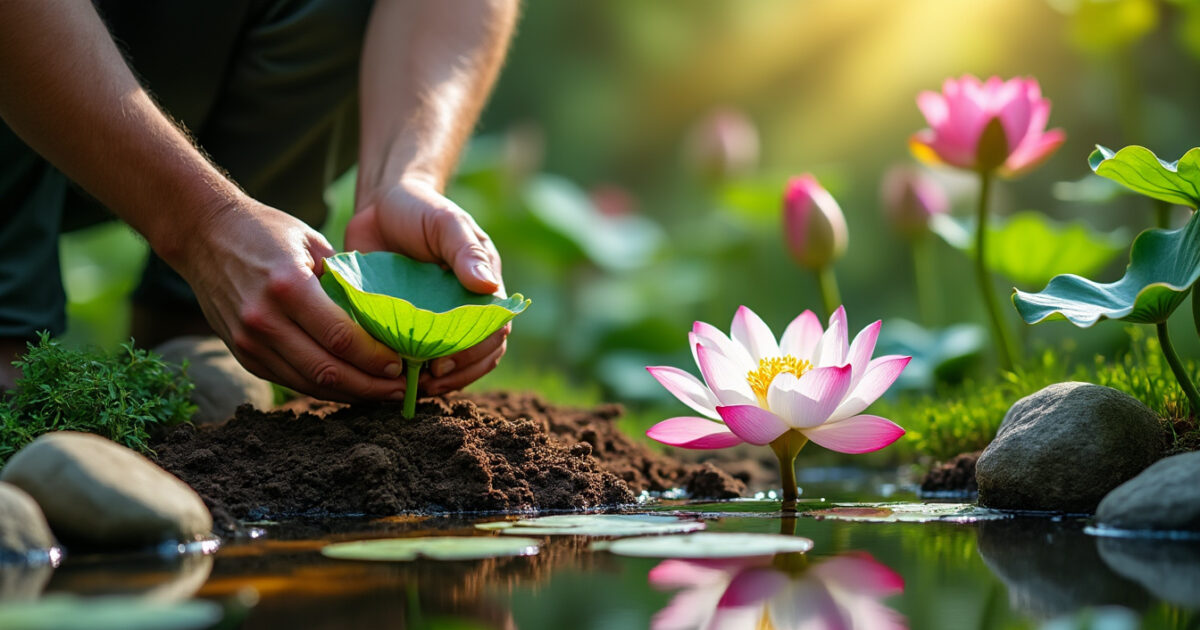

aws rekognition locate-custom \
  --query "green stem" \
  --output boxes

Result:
[974,171,1016,370]
[1155,200,1171,229]
[402,360,424,419]
[1193,286,1200,342]
[769,432,808,512]
[1156,322,1200,416]
[912,234,939,327]
[815,265,841,320]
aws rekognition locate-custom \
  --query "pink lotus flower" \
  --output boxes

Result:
[649,553,907,630]
[645,306,908,454]
[783,175,848,271]
[881,165,949,238]
[909,75,1065,177]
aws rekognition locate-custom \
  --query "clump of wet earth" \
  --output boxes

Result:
[153,391,744,529]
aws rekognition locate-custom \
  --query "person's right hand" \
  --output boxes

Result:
[171,196,409,402]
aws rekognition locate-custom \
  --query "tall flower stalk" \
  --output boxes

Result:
[911,75,1066,369]
[882,165,949,326]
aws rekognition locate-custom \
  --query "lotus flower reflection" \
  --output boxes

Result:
[646,306,909,505]
[649,552,906,630]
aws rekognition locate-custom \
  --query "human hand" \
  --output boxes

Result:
[345,175,509,392]
[173,196,411,402]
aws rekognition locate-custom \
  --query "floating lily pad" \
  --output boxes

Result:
[321,251,529,362]
[805,503,1009,523]
[476,514,705,537]
[646,499,827,517]
[321,536,539,562]
[0,596,223,630]
[598,532,814,558]
[1089,145,1200,208]
[1013,210,1200,326]
[931,211,1127,287]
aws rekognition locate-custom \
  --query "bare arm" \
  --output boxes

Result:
[346,0,520,393]
[0,1,407,402]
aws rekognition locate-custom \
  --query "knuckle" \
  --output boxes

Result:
[266,268,302,300]
[312,363,340,387]
[323,320,356,356]
[230,331,257,356]
[239,304,271,333]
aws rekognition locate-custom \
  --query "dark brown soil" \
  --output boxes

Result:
[919,451,980,494]
[154,391,743,525]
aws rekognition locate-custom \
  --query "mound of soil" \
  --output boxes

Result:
[919,451,980,495]
[154,391,744,526]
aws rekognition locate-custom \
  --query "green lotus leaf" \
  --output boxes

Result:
[931,211,1128,288]
[320,251,529,362]
[1088,144,1200,208]
[1012,210,1200,326]
[598,532,814,558]
[321,536,539,562]
[0,596,224,630]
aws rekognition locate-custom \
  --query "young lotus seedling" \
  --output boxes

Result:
[911,75,1066,370]
[1014,145,1200,415]
[321,251,530,419]
[645,305,910,510]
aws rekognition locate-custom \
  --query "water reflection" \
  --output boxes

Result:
[648,552,906,629]
[1097,537,1200,608]
[976,519,1148,620]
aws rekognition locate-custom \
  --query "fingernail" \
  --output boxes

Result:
[432,358,455,377]
[384,362,403,378]
[391,389,407,401]
[472,263,498,286]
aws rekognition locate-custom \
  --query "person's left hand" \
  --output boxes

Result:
[344,175,509,394]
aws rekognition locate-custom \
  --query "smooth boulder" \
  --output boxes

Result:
[977,382,1160,513]
[0,482,56,559]
[1096,451,1200,532]
[0,432,212,548]
[156,335,274,425]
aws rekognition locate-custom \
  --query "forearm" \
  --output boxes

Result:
[0,1,241,264]
[355,0,518,202]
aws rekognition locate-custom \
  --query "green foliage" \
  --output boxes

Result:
[1013,209,1200,326]
[881,327,1199,462]
[877,350,1078,462]
[0,333,196,463]
[930,211,1128,288]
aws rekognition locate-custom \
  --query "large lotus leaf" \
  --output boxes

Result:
[875,320,985,390]
[321,251,529,362]
[1089,145,1200,208]
[1012,210,1200,326]
[931,211,1128,288]
[523,175,663,272]
[598,533,813,558]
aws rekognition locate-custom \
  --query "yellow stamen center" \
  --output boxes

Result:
[746,355,812,401]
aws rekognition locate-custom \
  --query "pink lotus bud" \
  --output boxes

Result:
[881,166,949,238]
[910,75,1065,177]
[783,175,848,270]
[686,108,759,182]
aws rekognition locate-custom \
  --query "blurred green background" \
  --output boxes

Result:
[59,0,1200,439]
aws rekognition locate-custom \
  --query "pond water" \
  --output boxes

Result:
[10,473,1200,629]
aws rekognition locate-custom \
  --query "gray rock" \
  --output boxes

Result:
[1098,537,1200,607]
[0,482,56,558]
[156,335,274,424]
[977,382,1161,513]
[1096,451,1200,531]
[0,432,212,548]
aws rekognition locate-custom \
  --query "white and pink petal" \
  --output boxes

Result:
[801,414,906,454]
[647,417,744,450]
[646,366,720,420]
[716,405,790,446]
[829,355,911,421]
[730,305,780,362]
[766,366,853,429]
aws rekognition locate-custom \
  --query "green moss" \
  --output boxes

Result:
[879,326,1200,463]
[0,332,196,463]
